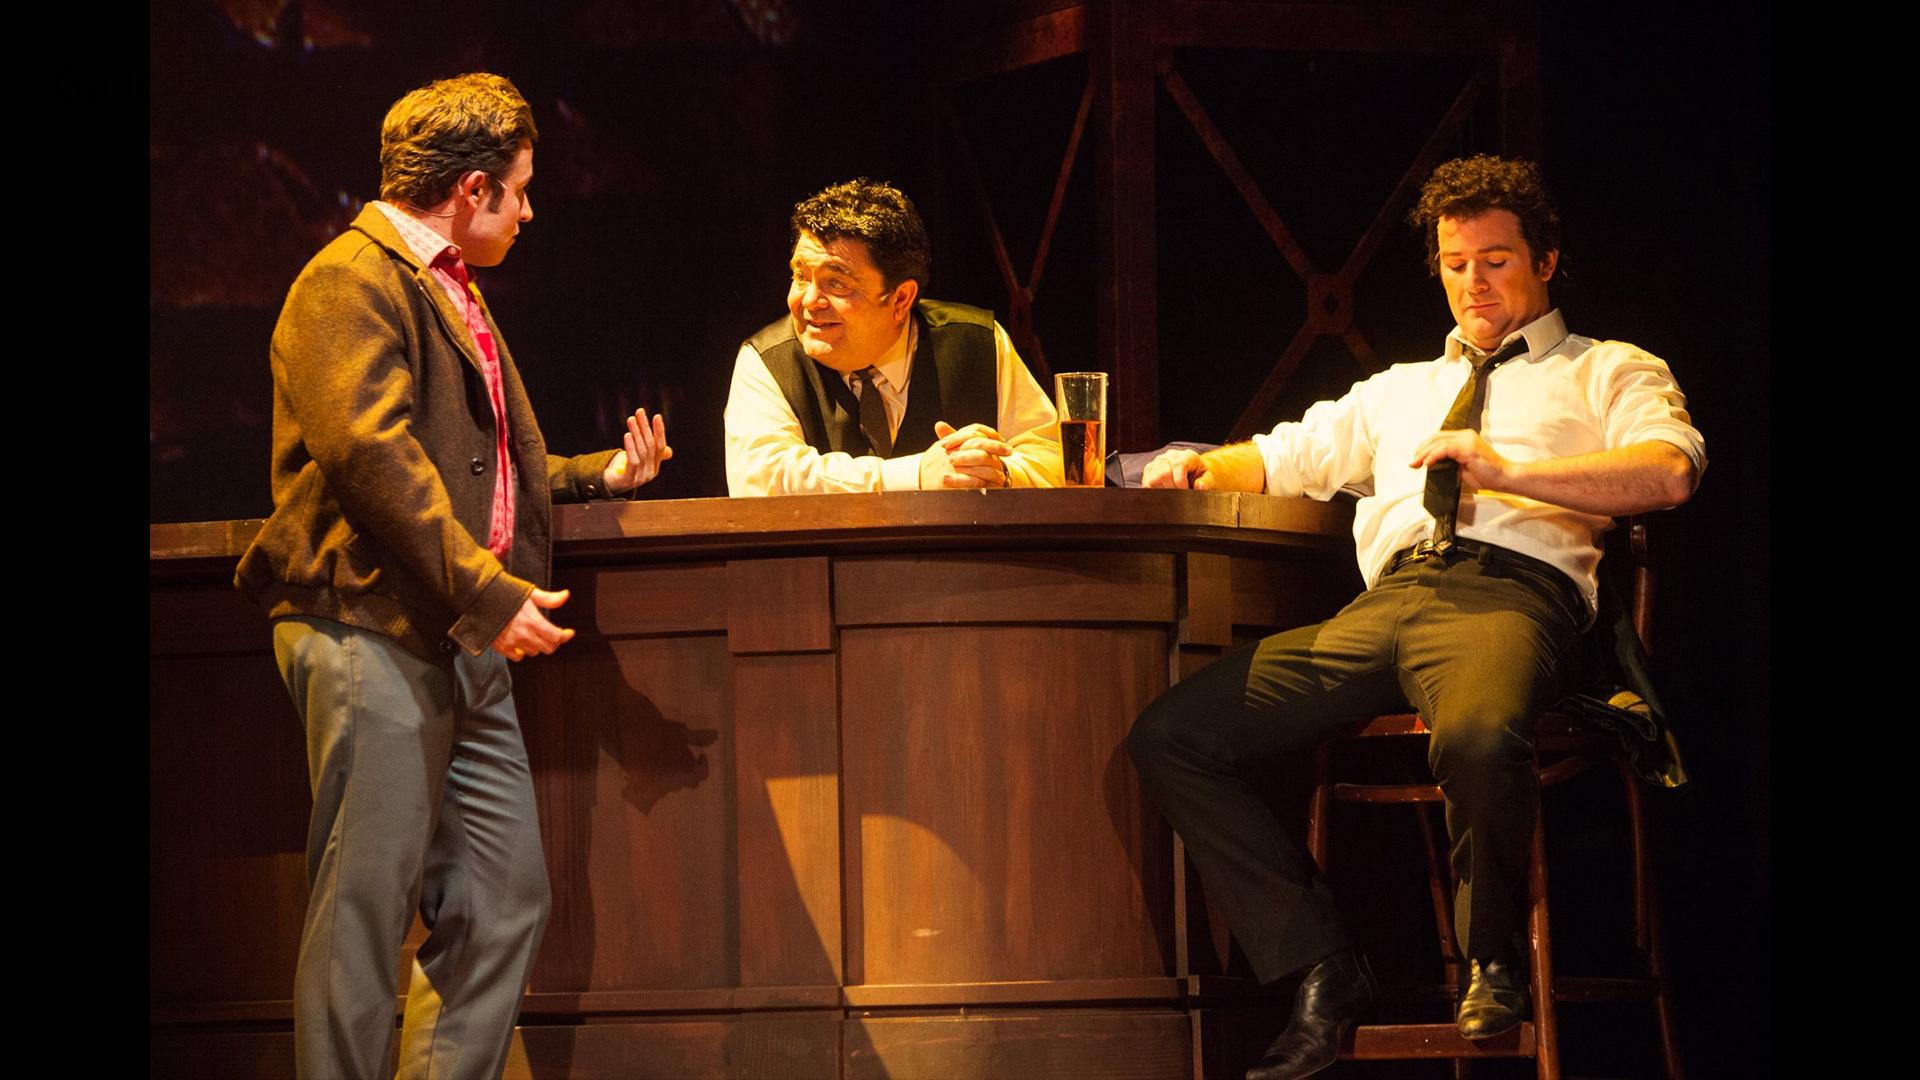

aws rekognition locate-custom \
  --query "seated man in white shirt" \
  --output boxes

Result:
[724,178,1063,495]
[1125,156,1705,1080]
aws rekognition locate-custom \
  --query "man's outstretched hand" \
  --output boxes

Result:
[603,407,673,492]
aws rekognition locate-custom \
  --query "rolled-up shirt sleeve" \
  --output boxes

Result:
[993,322,1064,489]
[724,343,907,495]
[1250,379,1377,499]
[1589,342,1708,488]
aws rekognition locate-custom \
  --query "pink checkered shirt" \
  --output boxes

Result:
[376,202,516,559]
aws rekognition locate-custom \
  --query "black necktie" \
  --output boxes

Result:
[855,367,893,457]
[1423,336,1530,552]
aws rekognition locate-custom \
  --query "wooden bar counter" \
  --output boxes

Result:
[151,490,1360,1079]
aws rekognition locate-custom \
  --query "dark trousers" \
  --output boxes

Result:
[1127,547,1582,983]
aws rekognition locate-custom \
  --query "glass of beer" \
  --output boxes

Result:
[1054,372,1108,487]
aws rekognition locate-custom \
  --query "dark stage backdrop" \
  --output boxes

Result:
[149,1,1768,1074]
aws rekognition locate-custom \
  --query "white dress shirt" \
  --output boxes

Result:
[725,316,1064,495]
[1250,309,1706,613]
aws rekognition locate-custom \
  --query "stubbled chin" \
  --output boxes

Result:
[1462,315,1504,343]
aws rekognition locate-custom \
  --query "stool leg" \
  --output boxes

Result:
[1417,802,1463,988]
[1527,802,1560,1080]
[1308,741,1333,869]
[1618,758,1684,1080]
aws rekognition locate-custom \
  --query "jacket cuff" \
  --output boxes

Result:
[559,449,623,502]
[448,568,535,656]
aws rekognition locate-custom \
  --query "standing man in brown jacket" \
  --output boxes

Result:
[235,73,670,1079]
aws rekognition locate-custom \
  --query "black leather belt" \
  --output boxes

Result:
[1383,536,1586,619]
[1385,536,1547,578]
[1386,537,1473,576]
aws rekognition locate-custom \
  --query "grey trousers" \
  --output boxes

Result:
[273,617,552,1080]
[1128,547,1582,983]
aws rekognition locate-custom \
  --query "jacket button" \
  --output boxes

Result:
[470,458,486,475]
[439,639,456,655]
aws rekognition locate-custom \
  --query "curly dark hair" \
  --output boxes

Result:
[1408,155,1560,275]
[379,73,539,209]
[791,178,932,292]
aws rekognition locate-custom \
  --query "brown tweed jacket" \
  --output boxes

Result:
[236,205,617,661]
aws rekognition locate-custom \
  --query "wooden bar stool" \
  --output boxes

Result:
[1304,523,1684,1079]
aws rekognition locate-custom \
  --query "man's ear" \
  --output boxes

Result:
[891,277,920,322]
[458,169,491,207]
[1536,248,1559,282]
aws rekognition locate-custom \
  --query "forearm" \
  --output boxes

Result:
[1198,441,1269,492]
[1499,440,1698,516]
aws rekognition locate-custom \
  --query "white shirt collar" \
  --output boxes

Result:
[1445,308,1570,364]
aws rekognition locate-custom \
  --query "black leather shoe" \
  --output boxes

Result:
[1456,945,1530,1040]
[1245,950,1377,1080]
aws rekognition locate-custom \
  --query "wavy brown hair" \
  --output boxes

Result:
[379,73,539,209]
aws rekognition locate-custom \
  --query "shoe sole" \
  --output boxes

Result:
[1244,1019,1354,1080]
[1457,1013,1525,1041]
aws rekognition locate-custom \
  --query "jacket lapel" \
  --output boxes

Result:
[349,205,489,382]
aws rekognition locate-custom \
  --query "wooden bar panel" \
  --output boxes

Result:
[734,653,843,987]
[1179,552,1232,647]
[727,557,832,654]
[511,1017,842,1080]
[153,493,1356,1076]
[845,1012,1190,1080]
[1234,493,1363,547]
[521,986,842,1014]
[149,653,308,1005]
[1229,554,1363,633]
[521,633,736,993]
[835,552,1175,626]
[844,976,1179,1007]
[151,1030,294,1080]
[149,584,272,656]
[566,563,727,639]
[841,624,1172,986]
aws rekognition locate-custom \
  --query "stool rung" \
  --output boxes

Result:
[1344,1022,1538,1060]
[1333,781,1442,802]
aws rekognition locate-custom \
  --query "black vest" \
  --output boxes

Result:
[747,300,999,458]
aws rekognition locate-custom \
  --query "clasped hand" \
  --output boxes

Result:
[921,420,1013,489]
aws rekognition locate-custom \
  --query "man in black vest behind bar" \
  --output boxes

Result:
[724,178,1063,494]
